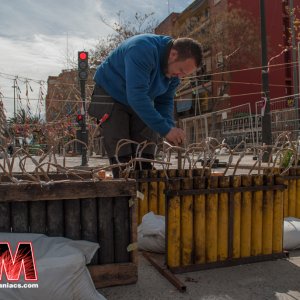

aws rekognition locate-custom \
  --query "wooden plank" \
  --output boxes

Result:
[0,202,11,231]
[88,263,137,288]
[47,200,64,236]
[29,201,46,233]
[0,179,136,202]
[64,199,81,240]
[130,196,138,266]
[11,202,29,233]
[114,196,130,263]
[81,198,98,264]
[0,173,92,182]
[98,197,114,264]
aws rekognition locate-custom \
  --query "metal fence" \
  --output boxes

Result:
[180,96,300,148]
[180,103,255,148]
[255,96,300,144]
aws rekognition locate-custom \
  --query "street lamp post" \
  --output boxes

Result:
[260,0,272,162]
[290,0,299,111]
[12,78,17,119]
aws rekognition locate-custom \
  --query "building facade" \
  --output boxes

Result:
[46,69,94,123]
[155,0,300,144]
[156,0,299,114]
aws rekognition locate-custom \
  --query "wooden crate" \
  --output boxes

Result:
[165,173,287,273]
[0,175,137,288]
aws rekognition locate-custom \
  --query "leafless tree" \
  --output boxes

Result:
[89,11,159,67]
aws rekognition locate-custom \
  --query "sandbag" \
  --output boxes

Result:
[138,212,165,253]
[283,217,300,250]
[0,233,106,300]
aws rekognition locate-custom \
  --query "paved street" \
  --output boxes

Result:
[99,251,300,300]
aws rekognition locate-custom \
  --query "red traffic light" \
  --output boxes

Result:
[78,51,88,81]
[76,114,84,124]
[79,52,87,60]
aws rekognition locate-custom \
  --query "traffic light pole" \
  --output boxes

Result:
[260,0,272,162]
[78,51,89,166]
[80,80,88,166]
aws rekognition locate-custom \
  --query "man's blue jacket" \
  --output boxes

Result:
[93,34,180,137]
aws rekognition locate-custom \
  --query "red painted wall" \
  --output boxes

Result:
[228,0,292,113]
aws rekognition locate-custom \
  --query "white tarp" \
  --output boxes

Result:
[283,217,300,250]
[138,214,300,253]
[0,233,106,300]
[138,212,165,253]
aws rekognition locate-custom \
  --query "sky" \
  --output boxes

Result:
[0,0,194,118]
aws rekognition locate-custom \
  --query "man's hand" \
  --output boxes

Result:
[165,127,186,146]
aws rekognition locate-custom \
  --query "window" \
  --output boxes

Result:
[204,57,212,72]
[204,8,210,19]
[216,52,224,68]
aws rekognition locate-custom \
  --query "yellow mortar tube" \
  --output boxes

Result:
[149,169,158,214]
[251,175,263,256]
[167,169,181,267]
[139,170,149,224]
[273,175,284,253]
[283,176,289,218]
[232,175,241,259]
[288,168,297,217]
[194,175,206,264]
[262,175,274,255]
[181,176,194,266]
[206,176,218,263]
[218,176,229,261]
[158,170,166,216]
[296,168,300,218]
[241,175,252,257]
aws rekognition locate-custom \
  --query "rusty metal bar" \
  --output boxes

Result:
[169,252,288,274]
[137,176,300,183]
[282,175,300,180]
[136,176,198,183]
[142,252,186,292]
[165,184,287,196]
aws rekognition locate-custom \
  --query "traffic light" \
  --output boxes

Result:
[76,114,84,125]
[78,51,88,81]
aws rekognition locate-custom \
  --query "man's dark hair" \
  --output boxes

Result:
[172,38,202,67]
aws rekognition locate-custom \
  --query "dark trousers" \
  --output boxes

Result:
[89,84,158,177]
